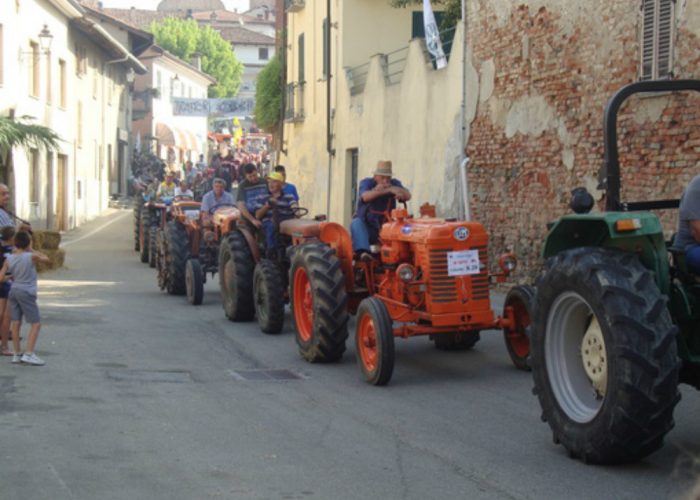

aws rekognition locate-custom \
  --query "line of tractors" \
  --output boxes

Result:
[131,80,700,466]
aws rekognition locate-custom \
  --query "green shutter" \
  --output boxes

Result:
[298,33,305,83]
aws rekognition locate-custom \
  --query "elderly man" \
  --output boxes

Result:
[351,160,411,259]
[157,171,177,200]
[236,163,268,229]
[0,183,29,231]
[255,171,298,252]
[200,178,235,224]
[676,174,700,273]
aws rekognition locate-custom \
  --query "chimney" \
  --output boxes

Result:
[130,6,135,20]
[191,52,202,71]
[97,1,104,10]
[186,8,193,19]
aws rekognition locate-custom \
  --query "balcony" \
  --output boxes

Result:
[285,82,305,123]
[285,0,305,12]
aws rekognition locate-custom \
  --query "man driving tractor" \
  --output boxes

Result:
[254,172,298,254]
[236,163,268,230]
[350,160,411,260]
[200,178,235,224]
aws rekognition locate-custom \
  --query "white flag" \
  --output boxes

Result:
[423,0,447,69]
[135,131,141,152]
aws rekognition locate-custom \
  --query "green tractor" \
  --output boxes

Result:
[531,79,700,464]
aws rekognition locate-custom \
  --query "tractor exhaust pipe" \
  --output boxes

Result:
[460,156,470,220]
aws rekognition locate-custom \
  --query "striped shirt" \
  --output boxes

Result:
[0,209,13,228]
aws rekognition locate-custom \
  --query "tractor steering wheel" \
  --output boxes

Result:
[292,206,309,218]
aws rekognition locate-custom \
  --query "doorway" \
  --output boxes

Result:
[56,154,67,231]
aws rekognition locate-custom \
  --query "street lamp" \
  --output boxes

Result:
[38,25,53,53]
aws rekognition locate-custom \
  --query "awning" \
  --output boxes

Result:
[155,123,199,153]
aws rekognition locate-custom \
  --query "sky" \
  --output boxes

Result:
[96,0,250,12]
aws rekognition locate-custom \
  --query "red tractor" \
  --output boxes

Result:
[156,199,240,304]
[281,205,533,385]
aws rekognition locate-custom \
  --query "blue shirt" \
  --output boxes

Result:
[236,178,269,213]
[282,183,299,202]
[0,209,14,228]
[254,192,297,222]
[355,177,405,228]
[201,190,235,213]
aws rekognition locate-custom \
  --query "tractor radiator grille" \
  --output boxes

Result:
[428,246,489,303]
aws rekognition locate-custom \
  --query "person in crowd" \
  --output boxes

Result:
[0,231,50,366]
[273,165,299,202]
[254,172,298,252]
[200,178,235,225]
[0,226,15,356]
[236,163,268,230]
[184,161,198,185]
[192,172,207,201]
[175,180,194,198]
[351,160,411,260]
[676,174,700,273]
[195,154,207,172]
[0,184,30,232]
[157,171,177,200]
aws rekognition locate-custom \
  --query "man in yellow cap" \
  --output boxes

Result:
[351,160,411,259]
[254,171,298,253]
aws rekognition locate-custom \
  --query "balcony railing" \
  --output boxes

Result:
[285,0,305,12]
[285,82,305,122]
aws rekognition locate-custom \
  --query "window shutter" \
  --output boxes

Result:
[641,0,655,80]
[298,33,305,84]
[322,18,329,80]
[640,0,674,80]
[657,0,673,78]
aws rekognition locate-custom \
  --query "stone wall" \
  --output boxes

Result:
[466,0,700,282]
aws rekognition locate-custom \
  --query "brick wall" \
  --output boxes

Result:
[466,1,700,282]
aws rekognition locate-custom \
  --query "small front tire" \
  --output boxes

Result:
[355,297,395,386]
[186,258,204,305]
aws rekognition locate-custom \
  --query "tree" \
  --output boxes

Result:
[254,54,282,132]
[150,17,244,98]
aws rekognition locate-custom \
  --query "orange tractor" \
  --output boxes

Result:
[282,204,533,385]
[156,198,240,304]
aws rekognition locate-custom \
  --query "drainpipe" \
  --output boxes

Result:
[326,0,334,217]
[459,0,469,220]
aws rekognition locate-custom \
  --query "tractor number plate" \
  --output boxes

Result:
[447,250,481,276]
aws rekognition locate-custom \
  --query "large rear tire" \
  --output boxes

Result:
[186,258,204,305]
[165,221,190,295]
[532,247,681,464]
[148,227,158,268]
[290,244,348,363]
[133,197,143,251]
[355,297,395,385]
[219,230,255,321]
[253,259,285,334]
[503,285,535,371]
[139,210,150,263]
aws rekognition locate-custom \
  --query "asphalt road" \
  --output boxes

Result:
[0,209,698,500]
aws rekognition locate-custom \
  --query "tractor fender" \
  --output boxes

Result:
[319,222,355,292]
[543,212,670,294]
[237,225,261,264]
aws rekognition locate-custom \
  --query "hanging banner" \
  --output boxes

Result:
[172,97,255,117]
[423,0,447,69]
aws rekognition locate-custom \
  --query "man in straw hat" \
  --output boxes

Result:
[351,160,411,260]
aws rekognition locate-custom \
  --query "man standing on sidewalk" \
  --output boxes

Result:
[0,184,16,227]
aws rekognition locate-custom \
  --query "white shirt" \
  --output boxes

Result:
[174,188,194,197]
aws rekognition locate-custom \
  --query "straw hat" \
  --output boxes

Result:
[374,160,393,177]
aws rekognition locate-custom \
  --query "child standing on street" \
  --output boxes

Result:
[0,225,15,356]
[0,231,49,365]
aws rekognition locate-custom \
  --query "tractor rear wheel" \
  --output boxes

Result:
[532,247,681,464]
[219,230,255,321]
[148,227,158,268]
[139,211,150,263]
[186,258,204,305]
[253,259,285,334]
[290,243,348,362]
[165,221,190,295]
[156,230,167,290]
[503,285,535,371]
[355,297,395,385]
[133,198,143,251]
[432,331,480,350]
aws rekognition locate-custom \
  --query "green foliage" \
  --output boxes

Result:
[0,115,61,161]
[255,54,282,132]
[389,0,461,31]
[150,17,244,98]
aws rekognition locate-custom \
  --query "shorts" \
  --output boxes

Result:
[9,288,40,324]
[0,281,10,299]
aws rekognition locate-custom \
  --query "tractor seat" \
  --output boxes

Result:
[280,219,321,238]
[213,207,240,226]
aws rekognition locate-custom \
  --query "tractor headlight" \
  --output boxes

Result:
[498,253,517,274]
[397,263,416,282]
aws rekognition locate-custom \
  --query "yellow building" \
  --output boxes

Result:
[280,1,468,225]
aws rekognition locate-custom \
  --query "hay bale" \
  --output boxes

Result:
[31,230,44,249]
[36,248,65,273]
[39,231,61,250]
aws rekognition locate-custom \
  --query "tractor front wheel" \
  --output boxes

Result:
[148,227,158,268]
[532,247,681,464]
[254,259,285,334]
[219,230,255,321]
[355,297,395,385]
[138,211,150,263]
[165,221,190,295]
[186,258,204,305]
[290,244,348,362]
[133,197,143,251]
[503,285,535,371]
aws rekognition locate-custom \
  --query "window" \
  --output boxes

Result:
[640,0,674,80]
[59,59,66,108]
[29,149,39,203]
[298,33,305,84]
[77,100,83,148]
[0,24,4,86]
[75,44,87,76]
[259,47,269,61]
[322,18,329,80]
[156,70,162,97]
[29,41,39,97]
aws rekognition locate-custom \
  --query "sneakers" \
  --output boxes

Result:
[11,353,22,364]
[20,353,45,366]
